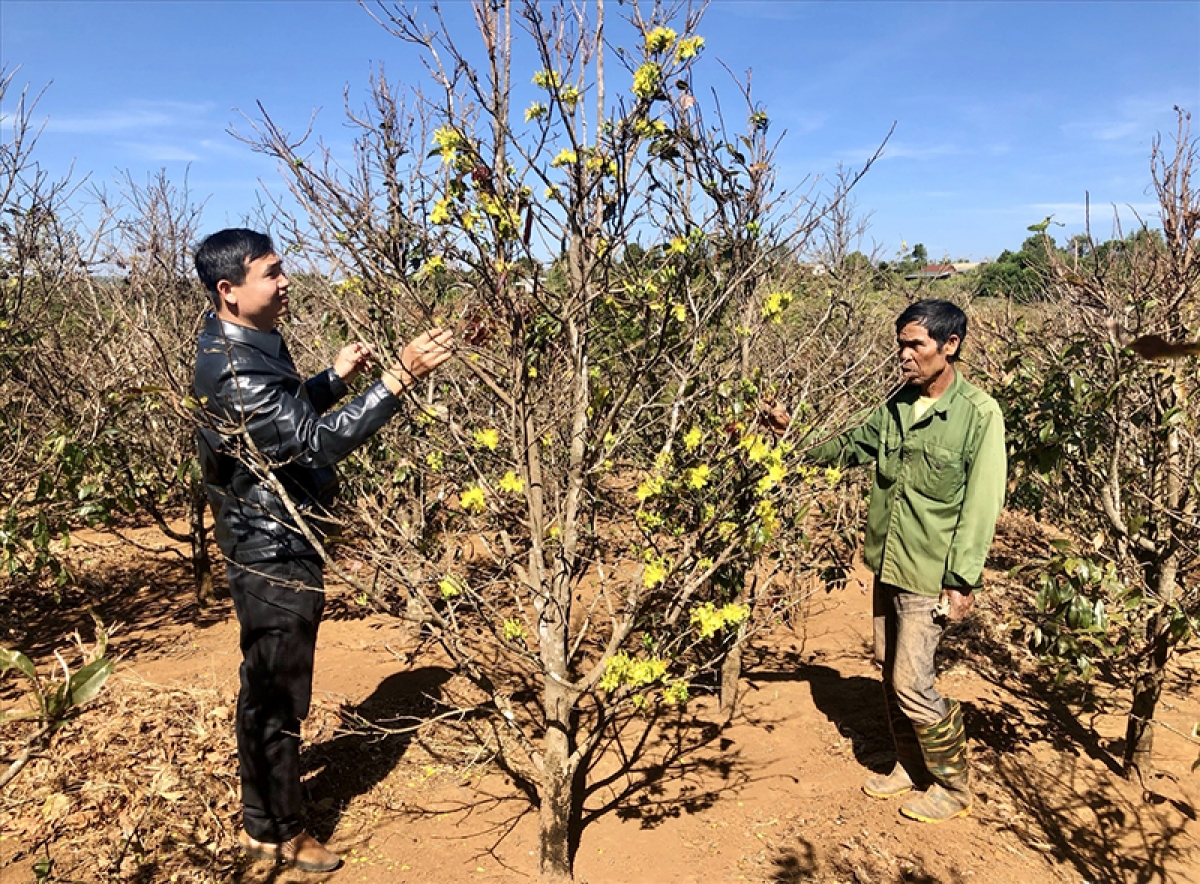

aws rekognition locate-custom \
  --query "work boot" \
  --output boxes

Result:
[239,830,343,872]
[900,698,972,823]
[863,683,930,799]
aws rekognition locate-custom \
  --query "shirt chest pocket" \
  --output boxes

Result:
[911,442,964,501]
[876,429,901,485]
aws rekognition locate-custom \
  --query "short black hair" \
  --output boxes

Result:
[895,299,967,361]
[194,228,275,307]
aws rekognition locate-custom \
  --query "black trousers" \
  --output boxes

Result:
[227,557,324,842]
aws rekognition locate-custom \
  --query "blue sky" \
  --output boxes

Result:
[3,0,1198,262]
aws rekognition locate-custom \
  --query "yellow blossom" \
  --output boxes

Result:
[690,601,751,640]
[335,277,363,297]
[502,619,527,642]
[642,560,668,588]
[662,679,690,706]
[560,85,582,110]
[644,26,677,54]
[755,499,779,537]
[551,148,578,168]
[426,451,444,472]
[636,475,666,501]
[743,434,771,463]
[417,255,446,278]
[460,485,487,514]
[439,576,464,599]
[636,508,664,530]
[430,198,452,225]
[525,102,548,122]
[532,69,562,90]
[687,464,711,489]
[756,462,787,493]
[633,118,668,139]
[762,291,793,323]
[599,651,668,692]
[498,470,524,494]
[632,63,662,100]
[675,35,705,61]
[431,126,466,165]
[671,303,687,322]
[824,466,843,486]
[474,428,500,450]
[683,427,703,451]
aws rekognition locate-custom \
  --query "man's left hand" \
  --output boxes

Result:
[939,587,975,622]
[334,342,374,382]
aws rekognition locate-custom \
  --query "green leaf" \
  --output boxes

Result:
[0,647,36,680]
[67,657,113,707]
[33,858,52,882]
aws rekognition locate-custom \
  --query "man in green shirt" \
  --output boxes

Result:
[810,299,1006,823]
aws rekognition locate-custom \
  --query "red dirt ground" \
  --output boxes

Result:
[3,517,1200,883]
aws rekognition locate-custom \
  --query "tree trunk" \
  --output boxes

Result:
[1124,403,1183,782]
[538,712,575,883]
[719,570,756,718]
[719,634,743,720]
[537,590,577,882]
[1123,608,1174,782]
[189,482,216,605]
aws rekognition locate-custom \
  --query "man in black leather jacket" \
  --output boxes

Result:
[193,228,452,872]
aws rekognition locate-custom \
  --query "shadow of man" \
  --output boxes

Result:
[299,665,453,841]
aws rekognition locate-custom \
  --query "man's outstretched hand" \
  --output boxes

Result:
[758,398,791,438]
[333,342,374,383]
[383,328,455,395]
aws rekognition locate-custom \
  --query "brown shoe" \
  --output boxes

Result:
[239,830,342,873]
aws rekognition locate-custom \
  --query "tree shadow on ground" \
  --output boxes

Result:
[1,541,229,676]
[744,625,1198,883]
[300,665,454,842]
[582,705,736,829]
[939,601,1127,776]
[769,838,971,884]
[992,749,1195,884]
[769,840,819,883]
[380,681,760,874]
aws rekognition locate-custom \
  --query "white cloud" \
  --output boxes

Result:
[829,140,958,166]
[1027,201,1161,226]
[45,100,215,135]
[117,141,202,163]
[1065,94,1190,148]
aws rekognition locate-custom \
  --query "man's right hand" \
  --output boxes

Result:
[758,398,791,438]
[383,328,454,395]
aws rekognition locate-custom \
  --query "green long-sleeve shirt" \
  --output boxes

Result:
[810,370,1007,597]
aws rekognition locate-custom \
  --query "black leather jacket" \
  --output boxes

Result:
[194,313,401,564]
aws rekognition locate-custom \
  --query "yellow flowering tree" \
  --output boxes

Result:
[242,2,879,880]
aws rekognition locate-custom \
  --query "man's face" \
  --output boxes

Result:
[220,253,289,331]
[897,321,958,389]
